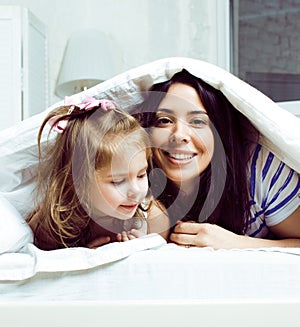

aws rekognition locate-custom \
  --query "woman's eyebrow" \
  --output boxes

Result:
[189,110,208,115]
[157,108,207,115]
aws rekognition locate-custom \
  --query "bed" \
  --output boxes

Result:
[1,57,300,326]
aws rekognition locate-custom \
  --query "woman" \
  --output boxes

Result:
[137,69,300,249]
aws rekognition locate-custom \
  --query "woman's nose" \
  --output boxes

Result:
[169,121,191,144]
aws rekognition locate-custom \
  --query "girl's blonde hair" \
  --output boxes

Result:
[27,102,151,249]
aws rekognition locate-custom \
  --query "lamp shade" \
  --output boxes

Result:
[55,29,118,98]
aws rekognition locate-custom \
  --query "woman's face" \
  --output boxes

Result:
[150,83,214,190]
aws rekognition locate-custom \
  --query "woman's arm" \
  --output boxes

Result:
[147,201,170,240]
[268,205,300,245]
[170,206,300,249]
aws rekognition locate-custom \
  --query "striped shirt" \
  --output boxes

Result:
[246,144,300,239]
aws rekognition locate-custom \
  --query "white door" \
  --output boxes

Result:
[22,8,48,119]
[0,6,22,130]
[0,6,48,131]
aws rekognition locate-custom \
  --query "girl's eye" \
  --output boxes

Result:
[111,179,125,186]
[138,172,147,179]
[154,117,173,126]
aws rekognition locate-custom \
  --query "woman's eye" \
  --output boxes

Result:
[190,118,207,127]
[154,117,173,126]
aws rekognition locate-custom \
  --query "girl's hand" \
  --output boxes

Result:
[116,229,145,242]
[170,221,247,250]
[86,236,111,249]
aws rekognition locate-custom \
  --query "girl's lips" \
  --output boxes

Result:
[120,204,138,210]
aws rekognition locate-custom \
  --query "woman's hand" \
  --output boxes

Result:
[169,221,248,250]
[116,229,145,242]
[171,206,300,249]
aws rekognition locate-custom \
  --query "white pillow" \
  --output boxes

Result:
[0,195,33,254]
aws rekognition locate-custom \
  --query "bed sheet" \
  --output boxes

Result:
[1,242,300,302]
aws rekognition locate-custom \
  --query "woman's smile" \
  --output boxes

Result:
[162,149,197,165]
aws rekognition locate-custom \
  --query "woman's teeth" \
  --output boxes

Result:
[167,153,194,160]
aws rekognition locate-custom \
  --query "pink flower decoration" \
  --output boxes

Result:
[64,96,76,106]
[48,96,117,133]
[64,96,117,111]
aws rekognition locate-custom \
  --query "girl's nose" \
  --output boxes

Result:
[126,182,140,200]
[169,121,191,144]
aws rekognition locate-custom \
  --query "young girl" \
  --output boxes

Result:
[27,96,169,250]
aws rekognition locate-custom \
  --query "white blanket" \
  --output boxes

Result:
[1,57,299,217]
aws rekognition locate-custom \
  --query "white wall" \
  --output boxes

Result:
[0,0,229,106]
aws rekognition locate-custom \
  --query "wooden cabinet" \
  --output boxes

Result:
[0,5,48,131]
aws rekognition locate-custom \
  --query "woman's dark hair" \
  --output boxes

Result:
[137,69,259,235]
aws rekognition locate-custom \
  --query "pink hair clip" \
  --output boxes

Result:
[48,116,69,134]
[48,96,117,133]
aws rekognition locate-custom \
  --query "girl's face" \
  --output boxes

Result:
[92,146,149,220]
[150,83,214,192]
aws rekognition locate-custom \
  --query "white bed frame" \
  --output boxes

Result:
[0,301,299,327]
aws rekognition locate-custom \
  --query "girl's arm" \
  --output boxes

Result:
[26,206,42,232]
[90,200,170,244]
[28,205,111,249]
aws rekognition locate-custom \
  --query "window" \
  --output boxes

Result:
[231,0,300,116]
